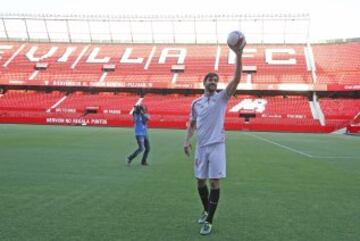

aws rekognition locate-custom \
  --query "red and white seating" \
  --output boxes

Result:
[0,42,311,87]
[0,90,358,132]
[0,90,64,111]
[312,42,360,84]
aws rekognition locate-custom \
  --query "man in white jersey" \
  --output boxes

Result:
[184,42,245,235]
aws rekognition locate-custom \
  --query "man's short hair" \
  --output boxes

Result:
[203,72,219,83]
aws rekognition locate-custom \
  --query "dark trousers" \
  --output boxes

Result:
[128,135,150,164]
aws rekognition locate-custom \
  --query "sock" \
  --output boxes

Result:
[206,188,220,224]
[197,185,209,212]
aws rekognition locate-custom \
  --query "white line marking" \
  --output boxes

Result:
[245,133,360,159]
[171,73,178,84]
[46,96,67,112]
[3,44,26,67]
[99,72,107,82]
[71,45,89,69]
[312,156,359,159]
[29,70,39,80]
[214,46,221,71]
[144,46,156,70]
[246,73,252,84]
[245,132,314,158]
[129,98,144,115]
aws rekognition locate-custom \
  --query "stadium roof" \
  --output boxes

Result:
[0,13,310,44]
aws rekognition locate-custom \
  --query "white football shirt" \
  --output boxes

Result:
[190,90,230,147]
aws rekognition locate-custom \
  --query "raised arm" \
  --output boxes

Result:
[225,45,246,97]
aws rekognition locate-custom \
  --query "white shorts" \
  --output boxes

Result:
[194,142,226,179]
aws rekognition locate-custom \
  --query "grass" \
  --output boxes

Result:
[0,124,359,241]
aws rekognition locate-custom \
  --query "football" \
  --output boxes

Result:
[227,31,246,50]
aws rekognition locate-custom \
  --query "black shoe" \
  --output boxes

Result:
[126,157,131,166]
[141,162,149,166]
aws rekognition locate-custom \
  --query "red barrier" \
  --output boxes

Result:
[346,124,360,135]
[0,115,337,133]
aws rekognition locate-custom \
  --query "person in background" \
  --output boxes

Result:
[127,104,150,166]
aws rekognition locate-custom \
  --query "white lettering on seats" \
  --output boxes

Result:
[228,48,257,70]
[229,99,267,113]
[0,45,13,60]
[71,45,89,69]
[86,47,110,63]
[144,46,156,70]
[159,48,186,64]
[120,48,144,64]
[26,46,58,62]
[265,49,296,65]
[58,47,77,62]
[3,44,26,67]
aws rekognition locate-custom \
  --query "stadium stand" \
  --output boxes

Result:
[55,92,139,114]
[346,112,360,134]
[0,42,312,87]
[0,91,357,132]
[0,90,64,112]
[312,42,360,85]
[318,98,360,130]
[0,40,359,132]
[319,98,360,119]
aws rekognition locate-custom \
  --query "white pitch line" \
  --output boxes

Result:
[311,156,359,159]
[245,132,314,158]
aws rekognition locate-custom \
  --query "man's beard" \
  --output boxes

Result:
[207,84,217,92]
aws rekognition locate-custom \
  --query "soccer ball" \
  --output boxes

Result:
[227,31,246,50]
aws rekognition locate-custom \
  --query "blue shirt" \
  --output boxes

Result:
[134,113,149,136]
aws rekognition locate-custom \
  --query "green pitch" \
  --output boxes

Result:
[0,124,359,241]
